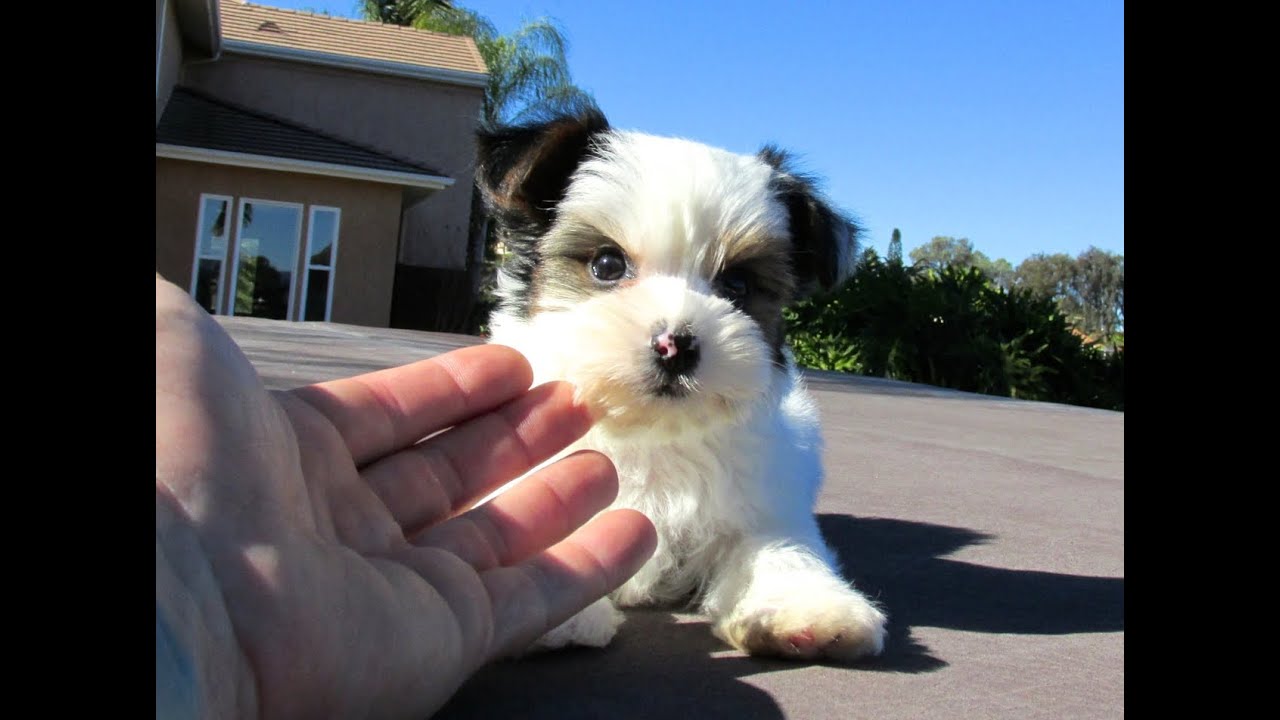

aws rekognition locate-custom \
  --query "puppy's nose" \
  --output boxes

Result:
[651,328,700,376]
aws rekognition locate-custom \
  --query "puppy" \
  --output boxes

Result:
[476,107,887,662]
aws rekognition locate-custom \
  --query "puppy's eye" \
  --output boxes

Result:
[716,268,752,305]
[590,247,628,282]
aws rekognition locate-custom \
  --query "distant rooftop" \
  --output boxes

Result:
[219,1,487,80]
[156,87,450,187]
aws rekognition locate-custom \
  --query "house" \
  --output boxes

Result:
[155,0,489,331]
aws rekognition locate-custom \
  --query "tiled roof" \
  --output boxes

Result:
[156,86,447,180]
[219,1,487,77]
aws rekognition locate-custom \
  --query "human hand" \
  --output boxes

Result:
[155,277,657,719]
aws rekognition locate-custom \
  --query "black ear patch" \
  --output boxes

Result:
[759,145,860,295]
[476,107,611,230]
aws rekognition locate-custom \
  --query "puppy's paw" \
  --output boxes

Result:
[530,596,624,652]
[716,590,886,663]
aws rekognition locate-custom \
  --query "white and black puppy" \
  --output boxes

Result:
[476,108,887,662]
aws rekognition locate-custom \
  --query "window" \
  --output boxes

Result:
[229,199,303,320]
[301,207,341,321]
[189,195,339,321]
[189,195,231,314]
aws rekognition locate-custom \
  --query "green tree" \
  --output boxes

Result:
[362,1,452,26]
[909,235,1013,290]
[909,236,977,273]
[887,228,903,266]
[1013,252,1075,300]
[984,256,1015,292]
[1070,247,1124,349]
[1014,248,1123,350]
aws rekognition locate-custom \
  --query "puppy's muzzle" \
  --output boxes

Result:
[651,326,700,378]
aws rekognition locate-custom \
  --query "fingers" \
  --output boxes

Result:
[410,450,618,569]
[481,509,658,660]
[290,344,535,466]
[361,381,594,535]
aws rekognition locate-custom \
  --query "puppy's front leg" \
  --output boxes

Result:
[702,534,886,662]
[530,595,624,651]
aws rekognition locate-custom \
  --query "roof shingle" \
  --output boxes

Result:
[156,86,448,180]
[219,1,487,78]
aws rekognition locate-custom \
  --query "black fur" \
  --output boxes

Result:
[475,113,856,323]
[475,107,611,318]
[476,107,611,227]
[758,145,860,296]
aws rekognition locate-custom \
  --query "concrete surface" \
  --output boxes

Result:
[215,315,1124,719]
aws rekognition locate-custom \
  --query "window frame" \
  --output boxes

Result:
[299,205,341,322]
[187,193,233,314]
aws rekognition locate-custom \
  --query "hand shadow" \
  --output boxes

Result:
[438,610,793,720]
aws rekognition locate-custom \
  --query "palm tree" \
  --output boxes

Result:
[361,1,596,331]
[364,2,594,123]
[362,1,446,27]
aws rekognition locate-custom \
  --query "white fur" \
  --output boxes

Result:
[487,130,886,661]
[558,131,786,282]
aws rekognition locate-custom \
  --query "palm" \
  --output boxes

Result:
[156,279,654,719]
[362,1,594,124]
[219,389,494,719]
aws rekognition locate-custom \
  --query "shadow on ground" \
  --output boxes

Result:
[437,515,1123,717]
[438,610,791,719]
[440,511,1124,717]
[818,514,1125,637]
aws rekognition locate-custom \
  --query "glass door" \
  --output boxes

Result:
[228,199,303,320]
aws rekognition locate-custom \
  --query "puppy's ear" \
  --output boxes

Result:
[759,146,860,296]
[476,107,610,230]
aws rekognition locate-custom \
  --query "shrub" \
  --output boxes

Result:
[784,254,1124,411]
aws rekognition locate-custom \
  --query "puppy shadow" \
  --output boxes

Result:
[819,514,1126,638]
[437,609,884,720]
[438,515,1124,718]
[438,567,946,720]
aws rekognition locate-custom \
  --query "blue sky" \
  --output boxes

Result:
[259,1,1123,267]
